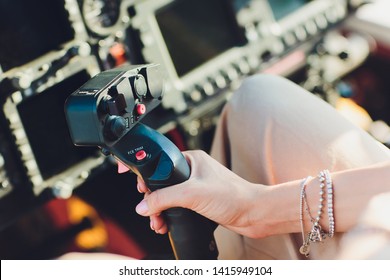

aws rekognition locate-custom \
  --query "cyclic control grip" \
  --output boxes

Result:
[64,64,218,259]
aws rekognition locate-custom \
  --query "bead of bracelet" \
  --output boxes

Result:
[324,169,335,237]
[309,171,327,242]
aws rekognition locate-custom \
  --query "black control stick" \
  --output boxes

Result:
[64,64,218,259]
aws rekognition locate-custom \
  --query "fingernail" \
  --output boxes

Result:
[150,220,155,231]
[136,200,149,215]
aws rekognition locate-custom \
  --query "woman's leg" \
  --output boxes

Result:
[210,74,390,259]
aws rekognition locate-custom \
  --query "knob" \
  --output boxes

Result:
[105,116,127,140]
[130,75,148,97]
[108,85,119,97]
[99,94,127,115]
[143,65,164,99]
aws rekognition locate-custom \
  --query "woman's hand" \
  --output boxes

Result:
[135,150,267,238]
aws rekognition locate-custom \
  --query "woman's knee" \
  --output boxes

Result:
[224,74,304,135]
[230,74,285,105]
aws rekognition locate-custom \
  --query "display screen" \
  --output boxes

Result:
[268,0,311,20]
[17,71,97,180]
[155,0,247,77]
[0,0,74,71]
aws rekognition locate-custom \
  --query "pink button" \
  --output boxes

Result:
[135,150,147,161]
[136,104,146,115]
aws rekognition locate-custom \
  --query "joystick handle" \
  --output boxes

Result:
[64,65,218,259]
[111,123,218,260]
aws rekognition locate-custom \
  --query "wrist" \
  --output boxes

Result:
[247,181,302,238]
[238,183,285,239]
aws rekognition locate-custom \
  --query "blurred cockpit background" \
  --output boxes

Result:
[1,0,390,259]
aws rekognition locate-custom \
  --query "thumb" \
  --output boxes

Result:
[135,184,188,216]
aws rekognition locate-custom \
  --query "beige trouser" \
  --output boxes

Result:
[210,74,390,259]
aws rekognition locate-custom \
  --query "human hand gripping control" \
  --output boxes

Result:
[134,150,272,239]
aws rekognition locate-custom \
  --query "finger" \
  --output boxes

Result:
[135,184,189,216]
[150,214,167,234]
[137,176,149,193]
[155,223,168,235]
[117,161,130,174]
[135,151,204,216]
